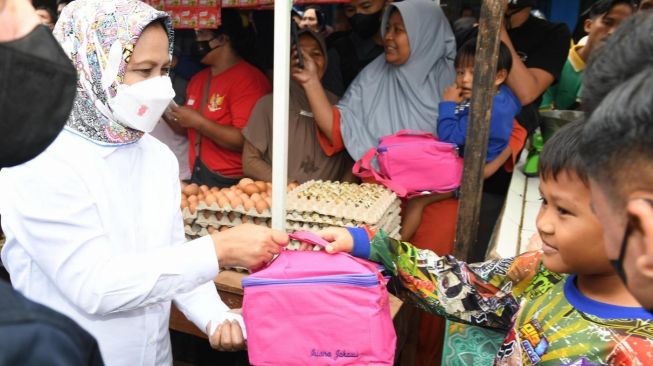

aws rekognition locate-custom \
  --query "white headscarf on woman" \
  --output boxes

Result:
[54,0,174,146]
[338,0,456,161]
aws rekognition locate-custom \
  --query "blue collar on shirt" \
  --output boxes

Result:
[564,275,653,320]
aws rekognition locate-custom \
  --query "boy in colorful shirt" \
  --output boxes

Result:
[318,120,653,365]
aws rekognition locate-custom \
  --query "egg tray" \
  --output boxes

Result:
[193,210,271,228]
[285,202,401,229]
[286,180,399,224]
[196,201,272,218]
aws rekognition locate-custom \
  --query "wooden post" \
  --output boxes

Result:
[453,0,506,260]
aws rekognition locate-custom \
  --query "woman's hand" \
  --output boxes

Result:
[211,224,289,270]
[291,47,320,86]
[207,316,246,352]
[315,227,354,254]
[443,84,463,103]
[168,105,203,130]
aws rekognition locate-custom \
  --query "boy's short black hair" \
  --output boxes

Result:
[539,119,589,186]
[455,39,513,74]
[583,12,653,114]
[587,0,635,18]
[35,5,56,23]
[579,66,653,210]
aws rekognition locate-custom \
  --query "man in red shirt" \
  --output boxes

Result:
[168,9,270,185]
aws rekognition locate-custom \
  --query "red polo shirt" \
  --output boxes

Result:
[186,61,270,177]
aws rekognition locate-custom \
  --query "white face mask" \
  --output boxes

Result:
[109,76,175,133]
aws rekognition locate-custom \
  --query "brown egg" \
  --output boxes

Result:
[207,226,215,234]
[181,192,187,200]
[183,183,199,196]
[225,190,236,200]
[188,195,198,204]
[219,226,230,232]
[238,178,254,189]
[220,188,231,195]
[260,192,268,199]
[250,193,261,202]
[215,212,224,221]
[266,182,272,190]
[242,183,259,195]
[254,181,267,192]
[243,198,255,212]
[199,185,209,193]
[227,212,237,222]
[233,188,244,196]
[230,196,243,208]
[210,187,220,194]
[253,217,261,225]
[255,200,268,214]
[189,202,197,214]
[180,199,189,209]
[204,194,217,206]
[197,193,205,201]
[241,215,250,224]
[287,182,299,192]
[217,195,229,208]
[266,220,272,228]
[264,197,272,207]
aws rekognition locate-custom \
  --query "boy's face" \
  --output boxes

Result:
[585,4,633,51]
[589,180,653,311]
[536,171,613,275]
[455,66,474,100]
[455,65,507,100]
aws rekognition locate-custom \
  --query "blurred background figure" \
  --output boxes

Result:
[34,5,55,30]
[56,0,73,18]
[300,5,333,39]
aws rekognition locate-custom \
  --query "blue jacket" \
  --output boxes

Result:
[437,85,521,162]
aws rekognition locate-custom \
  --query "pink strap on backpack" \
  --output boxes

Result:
[352,148,409,197]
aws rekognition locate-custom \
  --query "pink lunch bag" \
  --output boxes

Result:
[353,130,463,198]
[242,232,396,366]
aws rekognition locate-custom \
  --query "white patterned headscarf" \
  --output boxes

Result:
[54,0,173,145]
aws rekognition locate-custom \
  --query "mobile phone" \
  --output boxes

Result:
[291,21,304,69]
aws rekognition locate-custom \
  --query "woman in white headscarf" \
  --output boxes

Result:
[293,0,456,162]
[0,1,287,365]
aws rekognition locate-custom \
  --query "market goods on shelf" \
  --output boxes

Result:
[181,179,401,241]
[286,180,398,225]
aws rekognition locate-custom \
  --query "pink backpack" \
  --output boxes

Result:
[242,232,396,365]
[352,130,463,198]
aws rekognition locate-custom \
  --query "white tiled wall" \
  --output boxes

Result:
[489,155,541,259]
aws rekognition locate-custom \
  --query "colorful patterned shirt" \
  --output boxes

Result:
[358,229,653,365]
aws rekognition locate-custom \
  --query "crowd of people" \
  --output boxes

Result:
[1,0,653,365]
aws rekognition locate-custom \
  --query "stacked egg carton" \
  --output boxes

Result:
[285,180,402,240]
[181,179,300,239]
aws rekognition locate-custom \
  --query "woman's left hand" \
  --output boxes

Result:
[208,315,247,352]
[168,105,203,130]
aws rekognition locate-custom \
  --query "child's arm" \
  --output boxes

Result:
[437,102,468,146]
[323,228,543,331]
[484,146,512,178]
[437,85,467,146]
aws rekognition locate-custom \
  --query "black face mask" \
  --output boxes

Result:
[0,25,77,168]
[348,9,383,39]
[612,198,653,313]
[192,38,218,61]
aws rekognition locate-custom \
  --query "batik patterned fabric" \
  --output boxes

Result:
[53,0,173,145]
[369,230,653,365]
